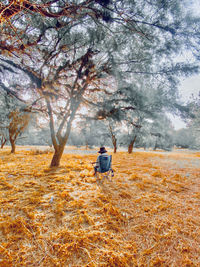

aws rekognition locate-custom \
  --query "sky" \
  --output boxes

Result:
[179,75,200,103]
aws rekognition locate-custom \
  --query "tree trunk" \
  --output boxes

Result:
[1,138,7,149]
[113,138,117,153]
[46,96,79,168]
[154,139,158,151]
[10,138,16,153]
[128,135,137,154]
[85,141,88,150]
[108,123,117,153]
[50,146,65,167]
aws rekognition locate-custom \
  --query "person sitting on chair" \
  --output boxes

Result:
[94,146,108,176]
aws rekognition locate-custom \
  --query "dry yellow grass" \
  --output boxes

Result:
[0,148,200,266]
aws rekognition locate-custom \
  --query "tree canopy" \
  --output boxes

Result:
[0,0,200,164]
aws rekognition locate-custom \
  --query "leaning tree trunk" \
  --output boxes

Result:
[50,145,65,167]
[1,138,7,149]
[49,118,73,167]
[10,137,16,153]
[128,135,137,154]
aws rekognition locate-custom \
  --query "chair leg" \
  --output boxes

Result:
[95,171,113,184]
[102,175,107,183]
[95,172,102,184]
[107,171,112,182]
[103,171,112,183]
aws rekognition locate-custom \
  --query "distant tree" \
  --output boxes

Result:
[68,130,84,148]
[94,118,120,153]
[150,115,174,151]
[188,94,200,129]
[0,91,31,153]
[126,117,142,154]
[8,108,31,153]
[79,118,96,150]
[133,120,152,150]
[173,128,197,149]
[108,121,118,153]
[179,94,200,149]
[0,128,7,148]
[19,116,52,146]
[37,128,52,147]
[96,76,175,153]
[75,117,111,149]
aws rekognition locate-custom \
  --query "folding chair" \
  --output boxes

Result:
[95,155,114,183]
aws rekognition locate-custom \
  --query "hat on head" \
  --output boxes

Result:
[98,147,107,153]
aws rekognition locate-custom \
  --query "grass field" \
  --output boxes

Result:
[0,147,200,266]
